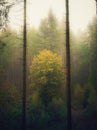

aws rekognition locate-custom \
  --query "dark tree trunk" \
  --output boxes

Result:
[65,0,72,130]
[96,0,97,15]
[22,0,27,130]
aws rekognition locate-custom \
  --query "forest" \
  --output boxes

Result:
[0,2,97,130]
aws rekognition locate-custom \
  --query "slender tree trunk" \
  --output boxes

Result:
[96,0,97,15]
[65,0,72,130]
[22,0,27,130]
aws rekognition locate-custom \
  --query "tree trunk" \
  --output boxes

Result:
[65,0,72,130]
[96,0,97,15]
[22,0,27,130]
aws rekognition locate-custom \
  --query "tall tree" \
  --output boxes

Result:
[22,0,27,130]
[38,9,60,53]
[65,0,72,130]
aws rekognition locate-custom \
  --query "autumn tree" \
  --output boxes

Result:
[29,50,65,107]
[28,50,66,130]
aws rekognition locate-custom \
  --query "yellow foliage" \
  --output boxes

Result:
[29,49,65,89]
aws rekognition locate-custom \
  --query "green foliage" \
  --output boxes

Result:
[88,89,97,111]
[27,27,40,56]
[88,17,97,88]
[48,97,66,119]
[71,17,97,113]
[0,82,22,130]
[0,28,23,87]
[71,33,90,86]
[27,95,67,130]
[0,29,21,67]
[37,9,61,54]
[86,83,97,112]
[72,84,86,109]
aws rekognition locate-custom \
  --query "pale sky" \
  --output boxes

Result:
[9,0,96,33]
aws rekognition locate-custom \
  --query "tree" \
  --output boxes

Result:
[0,82,21,130]
[87,83,97,111]
[29,50,65,107]
[27,27,40,58]
[38,9,60,53]
[84,17,97,113]
[0,28,22,87]
[65,0,72,130]
[71,33,90,87]
[88,17,97,89]
[72,84,86,109]
[0,0,15,31]
[22,0,27,130]
[0,0,23,31]
[29,50,66,130]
